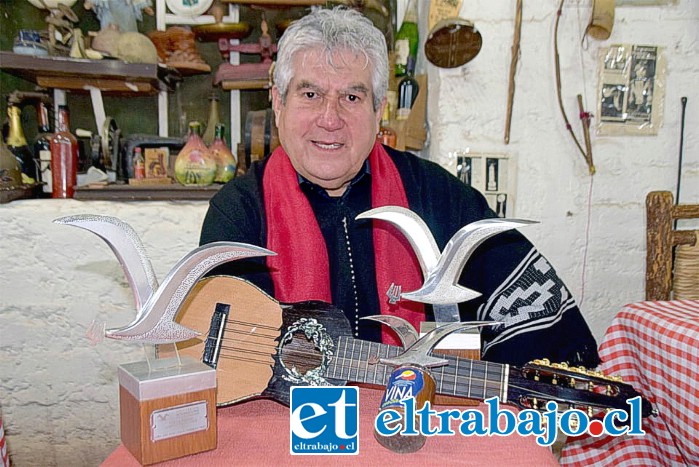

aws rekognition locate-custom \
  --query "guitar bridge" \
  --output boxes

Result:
[202,302,230,369]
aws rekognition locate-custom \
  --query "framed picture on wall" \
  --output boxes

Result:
[453,151,514,218]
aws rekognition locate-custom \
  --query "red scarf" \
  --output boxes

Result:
[263,142,424,346]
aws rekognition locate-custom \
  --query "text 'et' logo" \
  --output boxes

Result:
[290,386,359,455]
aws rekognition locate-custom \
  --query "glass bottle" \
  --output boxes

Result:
[49,105,79,198]
[209,123,237,183]
[397,75,419,120]
[34,100,53,194]
[6,104,36,182]
[133,147,145,180]
[377,105,397,148]
[202,93,221,146]
[394,0,418,78]
[0,133,23,190]
[174,121,217,186]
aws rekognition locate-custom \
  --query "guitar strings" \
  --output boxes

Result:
[328,338,506,400]
[209,317,504,394]
[212,321,324,366]
[209,336,602,408]
[224,318,280,334]
[212,328,505,395]
[202,321,607,409]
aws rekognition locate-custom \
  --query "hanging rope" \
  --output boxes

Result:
[553,0,595,175]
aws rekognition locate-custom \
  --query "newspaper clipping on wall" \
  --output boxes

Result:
[597,44,666,135]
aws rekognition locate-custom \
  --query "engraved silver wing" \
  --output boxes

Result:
[105,241,275,344]
[54,214,158,316]
[401,218,537,305]
[356,207,536,307]
[55,214,276,344]
[356,206,439,274]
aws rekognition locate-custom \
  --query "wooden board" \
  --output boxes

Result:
[74,183,221,200]
[0,52,178,94]
[175,276,284,406]
[119,386,216,465]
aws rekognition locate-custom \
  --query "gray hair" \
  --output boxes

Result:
[273,6,388,111]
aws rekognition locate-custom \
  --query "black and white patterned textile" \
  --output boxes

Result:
[479,248,578,356]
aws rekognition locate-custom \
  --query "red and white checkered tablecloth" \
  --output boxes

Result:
[560,300,699,466]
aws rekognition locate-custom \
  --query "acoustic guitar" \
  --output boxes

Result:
[173,276,653,419]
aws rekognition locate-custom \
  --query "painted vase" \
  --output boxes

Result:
[174,122,217,186]
[209,123,237,183]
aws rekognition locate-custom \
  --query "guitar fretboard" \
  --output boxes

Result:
[327,336,508,402]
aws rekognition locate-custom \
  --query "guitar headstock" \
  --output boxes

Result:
[507,359,654,419]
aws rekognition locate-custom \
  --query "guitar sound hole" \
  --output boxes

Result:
[280,331,324,374]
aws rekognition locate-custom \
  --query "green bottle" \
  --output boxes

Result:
[394,0,419,77]
[6,104,35,182]
[0,133,23,190]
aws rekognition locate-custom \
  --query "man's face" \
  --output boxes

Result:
[272,46,384,196]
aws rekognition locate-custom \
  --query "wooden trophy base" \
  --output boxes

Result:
[118,357,217,465]
[420,322,481,406]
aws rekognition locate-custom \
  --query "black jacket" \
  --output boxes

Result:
[200,146,600,367]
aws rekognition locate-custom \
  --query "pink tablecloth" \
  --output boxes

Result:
[561,300,699,466]
[103,387,559,466]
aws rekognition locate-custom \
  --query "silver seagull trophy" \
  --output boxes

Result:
[55,214,275,344]
[356,206,536,315]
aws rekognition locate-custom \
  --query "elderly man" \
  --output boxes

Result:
[200,7,599,368]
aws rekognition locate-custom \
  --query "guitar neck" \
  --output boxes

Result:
[327,336,509,403]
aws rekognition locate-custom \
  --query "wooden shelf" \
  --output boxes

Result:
[221,0,324,4]
[74,183,222,201]
[0,52,180,94]
[221,78,270,90]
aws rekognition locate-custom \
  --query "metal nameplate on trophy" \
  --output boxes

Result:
[118,357,216,465]
[54,214,275,465]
